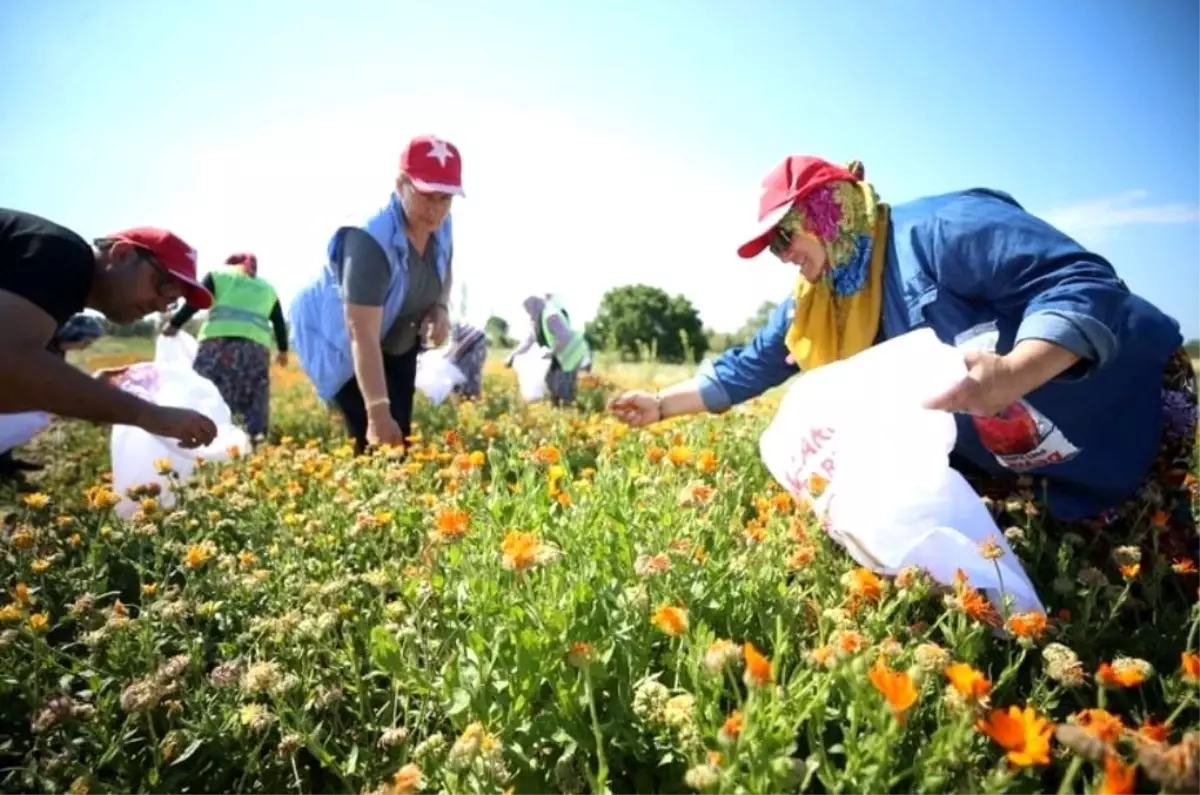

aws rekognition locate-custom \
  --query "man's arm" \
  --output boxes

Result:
[0,290,152,424]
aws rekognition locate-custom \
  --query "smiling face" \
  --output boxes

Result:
[769,224,828,283]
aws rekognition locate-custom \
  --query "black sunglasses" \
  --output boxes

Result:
[768,226,793,257]
[136,250,184,300]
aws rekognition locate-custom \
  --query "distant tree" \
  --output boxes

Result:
[485,315,516,348]
[584,284,708,363]
[1184,338,1199,359]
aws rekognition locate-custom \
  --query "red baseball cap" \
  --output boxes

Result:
[736,155,860,259]
[105,227,213,309]
[400,135,465,196]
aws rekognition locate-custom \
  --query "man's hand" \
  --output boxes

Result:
[424,304,451,348]
[93,366,131,384]
[607,390,661,427]
[137,405,218,449]
[275,351,289,368]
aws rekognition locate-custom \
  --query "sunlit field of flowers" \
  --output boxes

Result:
[1,351,1197,795]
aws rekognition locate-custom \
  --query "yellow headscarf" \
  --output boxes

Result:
[778,168,890,371]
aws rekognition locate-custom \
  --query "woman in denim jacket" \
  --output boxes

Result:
[609,155,1195,559]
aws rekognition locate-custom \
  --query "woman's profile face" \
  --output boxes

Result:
[774,228,828,283]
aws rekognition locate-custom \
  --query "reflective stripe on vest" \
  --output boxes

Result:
[541,301,587,372]
[207,305,272,332]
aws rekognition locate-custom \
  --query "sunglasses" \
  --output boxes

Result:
[768,226,793,257]
[136,251,184,301]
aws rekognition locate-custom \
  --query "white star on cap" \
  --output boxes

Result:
[426,138,454,167]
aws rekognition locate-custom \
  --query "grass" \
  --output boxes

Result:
[0,337,1196,795]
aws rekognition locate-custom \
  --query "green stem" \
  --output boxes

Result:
[1056,755,1085,795]
[583,668,609,794]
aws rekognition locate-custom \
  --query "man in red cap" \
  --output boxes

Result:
[0,208,219,448]
[290,133,463,453]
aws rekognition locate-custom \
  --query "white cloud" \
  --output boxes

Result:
[1042,190,1200,247]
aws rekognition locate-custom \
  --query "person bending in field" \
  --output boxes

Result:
[0,313,107,490]
[608,155,1196,561]
[0,209,219,449]
[507,294,591,407]
[447,321,489,400]
[289,135,461,455]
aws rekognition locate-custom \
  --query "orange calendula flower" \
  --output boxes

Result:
[945,662,991,701]
[807,473,829,498]
[383,762,422,795]
[1097,659,1151,689]
[1098,753,1137,795]
[532,445,560,465]
[846,568,882,605]
[1137,717,1170,744]
[743,642,773,688]
[434,507,470,541]
[651,604,688,637]
[696,449,718,473]
[1171,557,1198,574]
[868,657,918,720]
[1005,611,1048,640]
[566,641,594,669]
[976,705,1054,767]
[1072,708,1124,744]
[500,530,540,572]
[667,445,693,466]
[1180,651,1200,683]
[952,572,1001,627]
[718,710,743,745]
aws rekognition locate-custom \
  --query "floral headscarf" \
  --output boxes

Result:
[775,161,889,370]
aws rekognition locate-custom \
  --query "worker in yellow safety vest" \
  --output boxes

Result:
[164,253,289,442]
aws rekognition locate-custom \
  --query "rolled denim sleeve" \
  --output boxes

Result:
[696,295,800,412]
[931,191,1129,375]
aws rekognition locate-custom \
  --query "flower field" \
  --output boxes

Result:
[1,354,1197,795]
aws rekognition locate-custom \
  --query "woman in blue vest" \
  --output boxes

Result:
[288,135,461,453]
[164,252,289,443]
[508,294,591,406]
[608,154,1195,560]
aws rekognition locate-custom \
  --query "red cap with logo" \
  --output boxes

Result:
[105,227,213,309]
[736,155,860,259]
[399,135,465,196]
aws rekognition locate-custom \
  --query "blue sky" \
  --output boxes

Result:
[3,0,1197,337]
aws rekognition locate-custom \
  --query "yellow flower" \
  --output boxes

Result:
[21,492,50,509]
[28,612,49,632]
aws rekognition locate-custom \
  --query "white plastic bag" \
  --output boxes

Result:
[110,332,249,519]
[512,346,552,403]
[0,411,52,455]
[415,349,466,405]
[759,328,1045,617]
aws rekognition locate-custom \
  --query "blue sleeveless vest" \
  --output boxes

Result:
[288,193,453,401]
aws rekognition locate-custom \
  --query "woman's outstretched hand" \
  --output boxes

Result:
[607,390,661,427]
